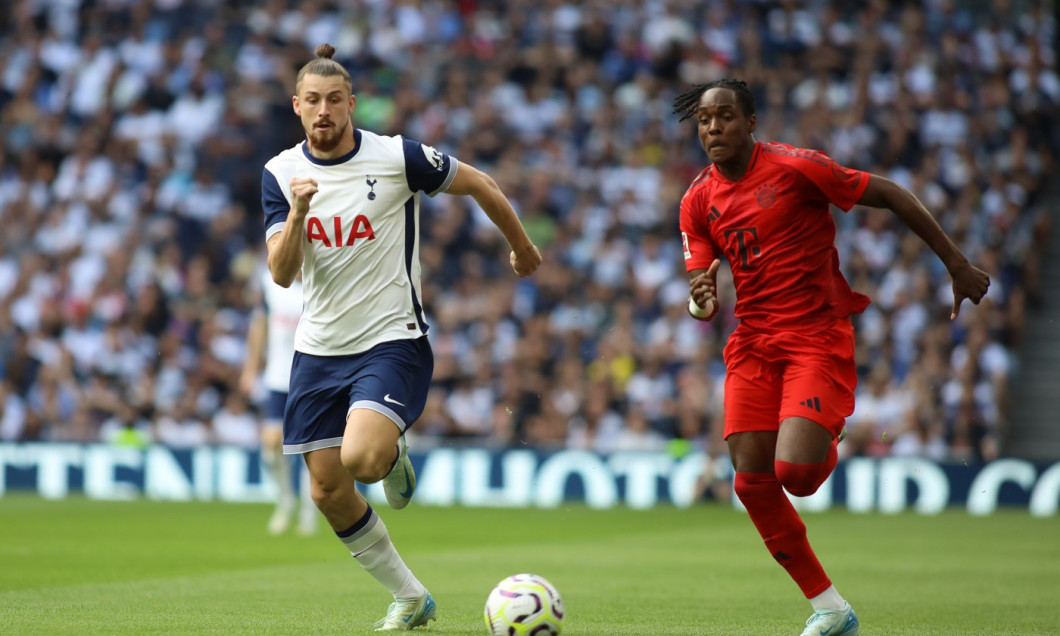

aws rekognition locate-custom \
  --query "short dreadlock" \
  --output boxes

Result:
[672,78,756,122]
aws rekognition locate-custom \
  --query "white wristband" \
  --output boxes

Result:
[688,297,717,318]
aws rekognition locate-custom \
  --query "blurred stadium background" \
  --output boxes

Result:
[0,0,1058,516]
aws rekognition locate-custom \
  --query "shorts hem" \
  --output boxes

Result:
[283,437,343,455]
[723,424,780,440]
[349,401,406,432]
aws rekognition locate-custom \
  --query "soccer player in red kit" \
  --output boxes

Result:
[674,79,990,635]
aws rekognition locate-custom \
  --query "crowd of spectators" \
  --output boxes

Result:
[0,0,1055,473]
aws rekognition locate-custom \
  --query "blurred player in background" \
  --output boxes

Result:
[262,44,541,631]
[674,79,990,636]
[239,266,317,536]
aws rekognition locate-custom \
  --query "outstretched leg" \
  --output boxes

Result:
[304,445,434,631]
[730,421,858,635]
[728,429,833,599]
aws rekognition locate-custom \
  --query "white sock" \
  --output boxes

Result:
[297,464,317,528]
[338,506,426,599]
[809,585,846,611]
[262,447,294,506]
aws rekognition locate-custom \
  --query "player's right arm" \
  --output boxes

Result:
[688,259,722,321]
[680,183,720,321]
[267,176,317,287]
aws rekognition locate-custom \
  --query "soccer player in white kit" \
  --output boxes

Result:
[239,267,317,536]
[262,44,541,631]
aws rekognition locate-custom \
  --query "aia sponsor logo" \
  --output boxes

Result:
[755,183,778,208]
[305,215,376,248]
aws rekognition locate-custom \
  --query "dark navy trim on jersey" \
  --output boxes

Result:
[300,129,363,165]
[404,196,429,333]
[262,168,287,234]
[401,137,456,195]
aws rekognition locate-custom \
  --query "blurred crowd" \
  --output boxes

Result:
[0,0,1055,472]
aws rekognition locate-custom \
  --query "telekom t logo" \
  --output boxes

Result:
[723,227,760,270]
[305,215,376,247]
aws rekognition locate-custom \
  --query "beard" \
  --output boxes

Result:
[307,117,348,153]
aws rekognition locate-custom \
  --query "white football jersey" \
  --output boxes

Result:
[262,129,457,356]
[259,268,302,392]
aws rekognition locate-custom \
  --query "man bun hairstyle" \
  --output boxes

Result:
[672,78,756,122]
[295,43,352,94]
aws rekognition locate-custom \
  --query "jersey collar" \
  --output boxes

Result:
[711,141,761,183]
[301,129,362,165]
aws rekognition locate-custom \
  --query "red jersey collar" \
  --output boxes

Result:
[710,141,761,184]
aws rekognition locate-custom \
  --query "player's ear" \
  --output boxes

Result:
[292,95,301,116]
[747,113,756,134]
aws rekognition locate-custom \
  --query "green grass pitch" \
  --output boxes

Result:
[0,496,1057,635]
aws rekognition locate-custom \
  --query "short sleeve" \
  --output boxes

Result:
[402,138,458,196]
[680,187,717,272]
[789,149,870,211]
[262,168,288,240]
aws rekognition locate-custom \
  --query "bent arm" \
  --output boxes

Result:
[266,221,305,288]
[858,174,990,317]
[445,161,535,255]
[687,259,722,321]
[857,174,967,271]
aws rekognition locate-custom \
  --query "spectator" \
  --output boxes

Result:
[0,0,1053,467]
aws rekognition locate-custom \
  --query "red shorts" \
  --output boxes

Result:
[722,319,857,439]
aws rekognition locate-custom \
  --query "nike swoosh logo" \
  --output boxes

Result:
[383,394,405,407]
[399,470,413,499]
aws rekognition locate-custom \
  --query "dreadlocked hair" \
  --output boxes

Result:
[295,43,352,94]
[672,78,756,122]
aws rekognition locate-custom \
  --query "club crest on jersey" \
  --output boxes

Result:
[422,144,444,171]
[755,183,778,208]
[305,215,376,248]
[366,177,377,200]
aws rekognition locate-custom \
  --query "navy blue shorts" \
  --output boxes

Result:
[282,337,434,454]
[265,390,288,423]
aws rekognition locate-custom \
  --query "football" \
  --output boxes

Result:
[483,573,565,635]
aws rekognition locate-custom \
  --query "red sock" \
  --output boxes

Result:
[733,472,831,598]
[775,440,838,497]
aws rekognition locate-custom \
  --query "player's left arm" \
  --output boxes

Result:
[445,161,541,277]
[857,174,990,318]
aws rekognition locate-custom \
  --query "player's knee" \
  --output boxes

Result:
[339,445,390,483]
[308,477,341,510]
[732,471,781,501]
[774,460,828,497]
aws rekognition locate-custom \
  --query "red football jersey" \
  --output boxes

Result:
[680,141,871,332]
